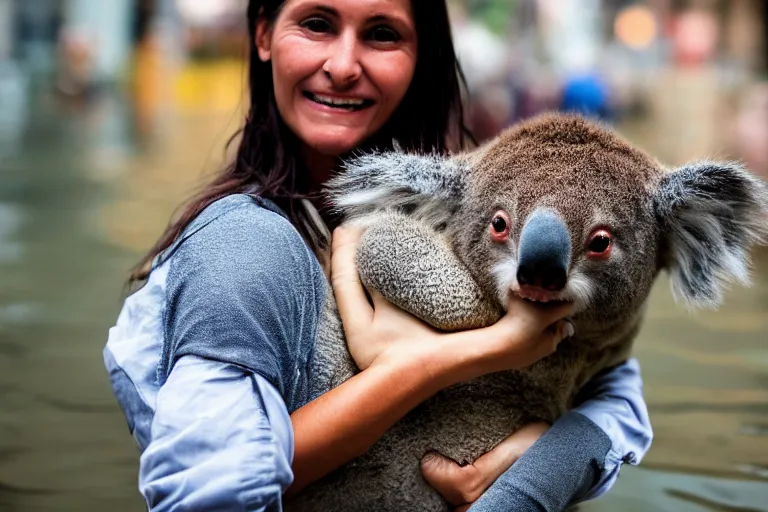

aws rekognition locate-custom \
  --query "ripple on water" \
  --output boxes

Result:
[735,463,768,480]
[583,467,768,512]
[738,424,768,437]
[0,202,24,264]
[0,303,41,327]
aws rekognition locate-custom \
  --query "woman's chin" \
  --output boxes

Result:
[306,134,368,158]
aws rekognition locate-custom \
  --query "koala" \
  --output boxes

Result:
[285,113,768,512]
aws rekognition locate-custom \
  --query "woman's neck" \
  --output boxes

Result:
[302,145,339,194]
[301,144,343,231]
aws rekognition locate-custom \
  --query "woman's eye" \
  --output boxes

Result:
[301,17,332,34]
[368,26,400,43]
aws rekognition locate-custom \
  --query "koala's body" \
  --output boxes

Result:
[285,114,768,512]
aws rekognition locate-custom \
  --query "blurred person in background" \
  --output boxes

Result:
[104,0,652,510]
[730,81,768,179]
[449,0,514,142]
[559,72,613,122]
[54,29,96,104]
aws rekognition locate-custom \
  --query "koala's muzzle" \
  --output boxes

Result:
[517,210,571,292]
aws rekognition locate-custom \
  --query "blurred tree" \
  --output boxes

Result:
[466,0,517,35]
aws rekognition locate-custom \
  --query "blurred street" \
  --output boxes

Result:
[1,0,767,510]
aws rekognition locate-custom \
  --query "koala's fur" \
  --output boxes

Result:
[286,113,768,511]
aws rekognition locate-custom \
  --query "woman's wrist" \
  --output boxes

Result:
[371,333,490,392]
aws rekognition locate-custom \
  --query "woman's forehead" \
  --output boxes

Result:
[281,0,414,22]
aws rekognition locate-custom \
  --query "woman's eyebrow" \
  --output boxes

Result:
[367,12,412,27]
[301,3,338,17]
[299,3,412,28]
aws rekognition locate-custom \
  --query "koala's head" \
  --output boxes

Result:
[330,113,768,333]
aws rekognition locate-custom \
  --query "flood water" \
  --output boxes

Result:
[0,82,766,511]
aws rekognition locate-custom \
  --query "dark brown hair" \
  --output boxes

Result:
[130,0,473,283]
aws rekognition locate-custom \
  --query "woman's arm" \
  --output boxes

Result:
[140,356,293,511]
[288,342,463,495]
[423,358,652,512]
[569,357,653,501]
[465,413,611,512]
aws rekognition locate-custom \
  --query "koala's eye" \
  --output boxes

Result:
[489,210,511,242]
[492,216,507,233]
[586,229,612,259]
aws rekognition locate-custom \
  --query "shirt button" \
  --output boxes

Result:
[623,452,637,464]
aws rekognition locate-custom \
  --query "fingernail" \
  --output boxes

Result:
[565,320,575,338]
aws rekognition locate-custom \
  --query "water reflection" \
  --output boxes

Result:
[0,84,766,510]
[583,466,768,512]
[0,202,24,264]
[0,60,29,159]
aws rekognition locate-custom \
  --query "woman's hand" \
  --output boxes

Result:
[420,422,550,511]
[331,226,575,385]
[331,225,442,369]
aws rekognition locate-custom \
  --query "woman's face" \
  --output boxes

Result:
[256,0,418,157]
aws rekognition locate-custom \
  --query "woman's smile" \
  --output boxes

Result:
[302,91,375,112]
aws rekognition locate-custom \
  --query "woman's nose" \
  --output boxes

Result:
[322,31,362,88]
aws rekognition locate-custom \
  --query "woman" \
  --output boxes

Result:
[104,0,652,510]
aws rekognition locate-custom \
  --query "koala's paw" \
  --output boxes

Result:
[356,213,501,331]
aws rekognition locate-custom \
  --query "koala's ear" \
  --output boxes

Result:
[654,161,768,308]
[326,150,466,224]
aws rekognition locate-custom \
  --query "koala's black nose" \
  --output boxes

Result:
[516,210,571,291]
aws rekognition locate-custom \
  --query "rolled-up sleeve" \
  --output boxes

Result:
[572,357,653,501]
[140,356,294,512]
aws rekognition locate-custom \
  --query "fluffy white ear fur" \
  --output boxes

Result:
[654,161,768,308]
[326,151,466,228]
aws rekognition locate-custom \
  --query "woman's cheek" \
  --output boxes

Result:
[370,54,416,101]
[273,35,326,77]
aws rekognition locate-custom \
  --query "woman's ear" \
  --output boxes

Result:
[255,14,273,62]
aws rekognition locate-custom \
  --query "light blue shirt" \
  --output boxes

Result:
[104,194,652,511]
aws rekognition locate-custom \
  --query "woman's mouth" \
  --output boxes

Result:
[303,92,374,112]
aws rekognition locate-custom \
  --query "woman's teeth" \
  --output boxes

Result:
[305,92,371,111]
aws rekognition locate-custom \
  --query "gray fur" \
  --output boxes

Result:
[328,152,466,230]
[286,114,768,511]
[654,161,768,308]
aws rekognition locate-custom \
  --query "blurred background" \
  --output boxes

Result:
[0,0,766,510]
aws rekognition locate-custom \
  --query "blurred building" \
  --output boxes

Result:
[63,0,132,81]
[10,0,63,73]
[0,0,13,61]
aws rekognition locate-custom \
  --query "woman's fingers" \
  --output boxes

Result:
[331,226,373,338]
[466,294,576,373]
[470,421,548,482]
[532,318,576,361]
[420,452,484,506]
[421,422,550,509]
